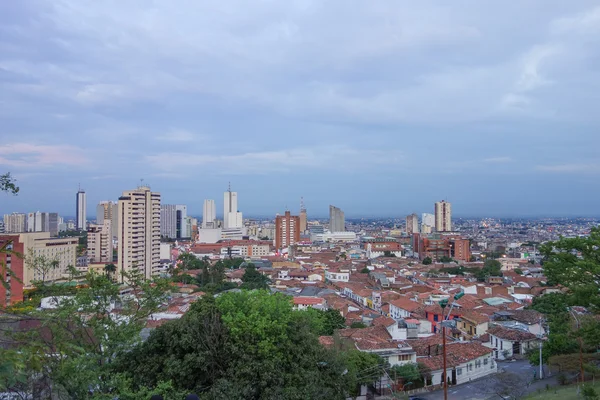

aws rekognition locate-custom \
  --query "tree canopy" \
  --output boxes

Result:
[240,265,270,290]
[0,172,19,194]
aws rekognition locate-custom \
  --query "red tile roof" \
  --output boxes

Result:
[487,326,538,341]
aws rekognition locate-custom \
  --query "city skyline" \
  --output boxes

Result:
[2,1,600,217]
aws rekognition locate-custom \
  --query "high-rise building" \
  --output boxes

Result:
[88,221,113,263]
[26,211,50,233]
[299,197,307,233]
[329,205,345,232]
[76,189,87,230]
[406,214,419,235]
[421,213,435,234]
[96,201,118,238]
[202,199,216,229]
[3,213,26,233]
[223,185,243,229]
[275,211,300,250]
[160,204,189,239]
[117,186,161,281]
[435,201,452,232]
[48,212,59,237]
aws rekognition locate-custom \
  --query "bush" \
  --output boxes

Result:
[583,384,599,400]
[556,373,568,386]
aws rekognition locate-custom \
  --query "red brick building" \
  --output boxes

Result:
[275,211,300,250]
[451,239,471,262]
[0,235,25,307]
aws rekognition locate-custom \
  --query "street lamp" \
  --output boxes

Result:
[439,292,464,400]
[568,307,584,386]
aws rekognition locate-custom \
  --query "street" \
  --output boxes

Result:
[401,360,555,400]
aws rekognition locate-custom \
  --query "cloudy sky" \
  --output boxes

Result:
[2,1,600,218]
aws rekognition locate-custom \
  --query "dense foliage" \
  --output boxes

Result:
[116,291,379,399]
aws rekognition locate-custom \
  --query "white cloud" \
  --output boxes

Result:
[145,145,404,175]
[536,163,600,173]
[0,143,88,168]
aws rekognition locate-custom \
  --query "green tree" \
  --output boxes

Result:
[514,268,523,275]
[104,263,117,280]
[0,172,19,194]
[343,350,384,396]
[117,291,353,399]
[177,252,205,271]
[422,257,432,265]
[0,271,171,398]
[474,259,502,281]
[439,256,452,263]
[240,265,270,290]
[541,227,600,309]
[321,309,346,335]
[360,267,370,273]
[350,322,367,329]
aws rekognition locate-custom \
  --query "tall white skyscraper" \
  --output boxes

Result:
[435,200,452,232]
[117,186,161,281]
[202,199,216,229]
[223,186,243,229]
[76,189,87,230]
[329,205,345,232]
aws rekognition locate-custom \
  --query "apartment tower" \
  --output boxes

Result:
[329,205,345,232]
[3,213,26,233]
[406,213,419,235]
[117,186,161,281]
[202,199,216,229]
[96,201,118,238]
[275,211,300,250]
[76,189,87,231]
[434,200,452,232]
[87,220,113,263]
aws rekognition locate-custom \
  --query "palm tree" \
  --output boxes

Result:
[104,263,117,281]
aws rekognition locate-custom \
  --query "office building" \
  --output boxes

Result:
[117,186,161,281]
[406,213,419,235]
[87,221,113,263]
[329,205,345,232]
[26,211,50,233]
[275,211,300,250]
[299,197,307,233]
[160,204,189,239]
[97,201,118,238]
[2,232,78,289]
[202,199,216,229]
[421,213,435,234]
[435,201,452,232]
[3,213,26,233]
[223,186,243,229]
[451,238,471,262]
[76,189,87,230]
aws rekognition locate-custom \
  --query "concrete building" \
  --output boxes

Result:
[96,201,118,238]
[451,238,471,262]
[76,189,87,230]
[0,235,25,306]
[87,221,113,263]
[312,231,358,243]
[4,232,78,288]
[435,200,452,232]
[421,213,435,234]
[202,199,216,229]
[26,211,58,234]
[160,204,189,239]
[299,197,307,233]
[117,186,161,281]
[3,213,26,233]
[406,213,419,235]
[223,186,243,229]
[275,211,300,250]
[329,205,345,232]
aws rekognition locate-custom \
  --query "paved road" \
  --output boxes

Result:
[394,360,556,400]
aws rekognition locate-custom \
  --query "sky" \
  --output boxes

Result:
[1,1,600,218]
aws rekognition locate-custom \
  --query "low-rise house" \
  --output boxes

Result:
[389,297,424,320]
[325,269,350,282]
[486,325,540,360]
[455,311,490,339]
[414,340,497,386]
[336,325,417,366]
[292,296,326,311]
[492,309,545,336]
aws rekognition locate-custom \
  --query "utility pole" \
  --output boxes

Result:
[439,291,464,400]
[538,316,543,379]
[569,308,584,385]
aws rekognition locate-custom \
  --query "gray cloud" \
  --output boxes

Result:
[1,1,600,216]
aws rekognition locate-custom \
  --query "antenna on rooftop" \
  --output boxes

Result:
[300,196,306,212]
[228,181,231,192]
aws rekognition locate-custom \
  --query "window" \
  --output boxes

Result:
[484,358,488,365]
[500,342,503,350]
[457,368,462,375]
[495,338,498,347]
[434,314,439,322]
